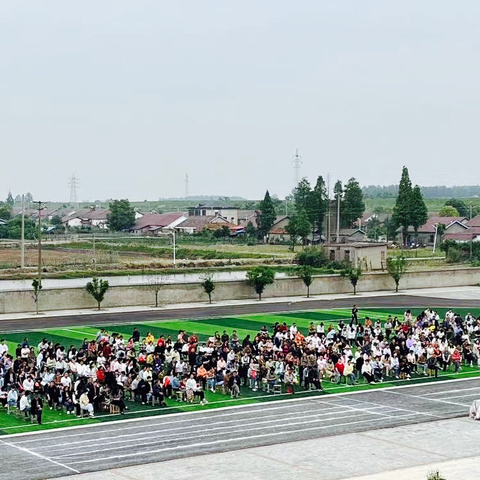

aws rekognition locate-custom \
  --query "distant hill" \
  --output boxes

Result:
[363,185,480,199]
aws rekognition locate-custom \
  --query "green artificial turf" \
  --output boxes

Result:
[1,306,479,435]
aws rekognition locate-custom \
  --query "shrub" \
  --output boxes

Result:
[295,247,328,268]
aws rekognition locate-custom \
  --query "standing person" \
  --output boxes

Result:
[351,305,359,325]
[31,394,43,424]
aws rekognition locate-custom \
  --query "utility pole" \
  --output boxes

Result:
[92,232,96,271]
[327,174,331,244]
[36,201,44,284]
[21,194,25,269]
[336,193,341,244]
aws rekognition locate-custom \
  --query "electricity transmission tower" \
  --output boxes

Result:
[292,149,302,186]
[184,173,189,199]
[69,174,80,209]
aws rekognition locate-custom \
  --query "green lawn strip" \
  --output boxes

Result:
[137,321,258,343]
[276,311,352,322]
[2,331,84,352]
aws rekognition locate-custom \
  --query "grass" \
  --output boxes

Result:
[2,306,480,435]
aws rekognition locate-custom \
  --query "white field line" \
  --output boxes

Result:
[0,439,80,474]
[12,398,334,443]
[330,395,444,419]
[61,328,96,337]
[422,386,480,396]
[31,406,349,450]
[64,415,418,466]
[385,390,469,408]
[5,375,479,440]
[437,392,480,401]
[52,411,394,458]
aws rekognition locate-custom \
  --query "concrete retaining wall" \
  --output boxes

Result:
[0,267,479,314]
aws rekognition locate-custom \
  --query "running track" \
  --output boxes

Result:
[1,377,479,479]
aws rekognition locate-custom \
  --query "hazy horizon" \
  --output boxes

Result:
[2,1,480,202]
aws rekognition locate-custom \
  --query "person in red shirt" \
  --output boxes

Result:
[334,358,345,384]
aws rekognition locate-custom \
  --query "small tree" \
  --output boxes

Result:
[341,265,362,295]
[386,255,408,293]
[296,265,313,297]
[86,277,110,310]
[145,272,169,307]
[200,272,215,304]
[32,279,42,314]
[246,266,275,300]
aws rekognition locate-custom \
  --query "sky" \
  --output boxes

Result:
[1,1,480,202]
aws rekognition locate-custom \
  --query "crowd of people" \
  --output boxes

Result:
[1,305,479,424]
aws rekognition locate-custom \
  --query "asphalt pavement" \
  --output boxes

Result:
[1,378,479,480]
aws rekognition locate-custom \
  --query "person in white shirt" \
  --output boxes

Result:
[0,339,8,358]
[79,392,94,417]
[22,376,34,394]
[19,392,31,418]
[185,374,208,405]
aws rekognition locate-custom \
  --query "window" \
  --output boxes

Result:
[344,250,350,261]
[329,250,335,261]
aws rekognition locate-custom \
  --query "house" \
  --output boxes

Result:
[396,216,468,246]
[237,210,258,228]
[443,215,480,243]
[324,242,387,270]
[267,216,290,243]
[175,214,234,234]
[188,201,238,225]
[131,212,187,235]
[61,208,110,229]
[333,228,368,244]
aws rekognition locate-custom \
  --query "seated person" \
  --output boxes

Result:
[185,374,208,405]
[79,392,94,418]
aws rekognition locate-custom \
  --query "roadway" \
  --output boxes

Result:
[1,377,479,480]
[0,292,479,332]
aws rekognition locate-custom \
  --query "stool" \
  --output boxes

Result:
[273,384,282,394]
[173,390,184,401]
[109,404,121,414]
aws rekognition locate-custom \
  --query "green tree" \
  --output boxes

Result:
[107,199,136,231]
[86,277,110,310]
[341,265,362,295]
[312,176,328,238]
[200,272,215,304]
[0,217,36,239]
[245,221,257,241]
[392,166,413,245]
[343,178,365,227]
[286,209,312,249]
[6,191,14,206]
[285,215,299,251]
[246,266,275,300]
[445,198,476,218]
[295,246,328,267]
[293,178,312,213]
[0,202,12,220]
[32,278,42,314]
[257,190,277,240]
[386,255,408,292]
[439,205,460,217]
[410,185,428,243]
[296,265,314,297]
